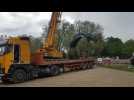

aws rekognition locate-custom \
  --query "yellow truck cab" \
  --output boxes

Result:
[0,36,64,83]
[0,36,32,83]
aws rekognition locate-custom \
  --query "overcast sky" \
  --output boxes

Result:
[0,12,134,42]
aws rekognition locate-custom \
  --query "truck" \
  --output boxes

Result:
[0,12,95,83]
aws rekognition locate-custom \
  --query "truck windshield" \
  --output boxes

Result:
[0,45,11,56]
[0,46,6,55]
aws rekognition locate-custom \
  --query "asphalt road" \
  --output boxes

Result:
[1,66,134,87]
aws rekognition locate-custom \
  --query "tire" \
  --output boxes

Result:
[59,67,64,74]
[27,71,34,81]
[81,63,87,70]
[88,63,94,69]
[11,69,27,83]
[50,65,60,76]
[90,64,93,69]
[80,63,84,69]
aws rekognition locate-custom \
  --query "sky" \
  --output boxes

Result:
[0,12,134,42]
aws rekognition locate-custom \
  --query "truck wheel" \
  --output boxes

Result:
[50,65,60,76]
[12,69,27,83]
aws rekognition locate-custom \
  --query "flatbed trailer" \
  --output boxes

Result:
[31,58,95,78]
[0,37,95,83]
[0,57,95,83]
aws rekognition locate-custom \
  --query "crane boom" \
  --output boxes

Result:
[34,12,63,61]
[43,12,62,49]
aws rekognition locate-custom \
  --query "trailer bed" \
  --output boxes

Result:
[33,58,95,66]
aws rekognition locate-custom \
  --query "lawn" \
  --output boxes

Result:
[100,64,134,72]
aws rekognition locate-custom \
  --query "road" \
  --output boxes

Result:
[1,66,134,87]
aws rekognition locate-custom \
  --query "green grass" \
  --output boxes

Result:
[100,64,134,72]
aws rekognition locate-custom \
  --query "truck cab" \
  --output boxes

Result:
[0,36,31,82]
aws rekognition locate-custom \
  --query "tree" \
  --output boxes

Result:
[30,36,42,53]
[57,20,76,57]
[123,39,134,58]
[102,37,124,57]
[41,20,104,59]
[72,20,104,58]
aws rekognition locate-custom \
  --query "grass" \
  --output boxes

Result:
[100,64,134,72]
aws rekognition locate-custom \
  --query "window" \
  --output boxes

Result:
[14,45,20,63]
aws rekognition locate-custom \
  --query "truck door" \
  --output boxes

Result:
[14,45,20,63]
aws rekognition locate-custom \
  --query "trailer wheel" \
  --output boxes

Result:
[50,65,60,76]
[26,71,33,81]
[81,63,87,70]
[59,67,64,74]
[88,63,93,69]
[12,69,27,83]
[80,63,84,69]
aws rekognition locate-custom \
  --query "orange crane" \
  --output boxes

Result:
[32,12,63,64]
